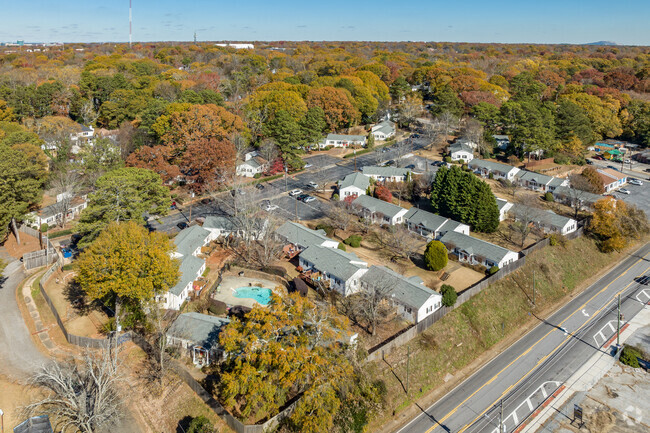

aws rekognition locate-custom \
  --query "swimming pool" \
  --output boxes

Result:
[233,286,272,305]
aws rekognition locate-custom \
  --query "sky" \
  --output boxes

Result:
[0,0,649,45]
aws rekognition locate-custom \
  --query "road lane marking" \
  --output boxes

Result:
[442,259,650,433]
[636,289,650,305]
[489,382,561,433]
[593,321,617,346]
[582,309,589,317]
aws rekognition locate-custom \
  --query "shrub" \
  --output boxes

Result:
[619,345,641,368]
[40,223,49,232]
[444,156,452,163]
[549,233,567,247]
[488,172,494,180]
[424,240,448,271]
[332,193,340,201]
[344,235,362,248]
[208,300,227,316]
[337,243,347,251]
[202,266,210,277]
[254,173,261,179]
[544,192,554,202]
[553,154,571,165]
[187,415,214,433]
[62,264,74,271]
[374,185,393,202]
[440,284,458,307]
[316,223,335,237]
[488,266,499,275]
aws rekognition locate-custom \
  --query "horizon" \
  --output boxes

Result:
[1,0,649,46]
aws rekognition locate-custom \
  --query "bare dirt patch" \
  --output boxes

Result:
[4,231,42,259]
[0,374,43,429]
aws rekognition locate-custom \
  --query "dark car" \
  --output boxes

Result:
[200,198,212,205]
[255,183,265,190]
[432,160,444,167]
[297,194,310,201]
[177,222,189,230]
[412,133,420,138]
[405,164,416,169]
[636,275,650,285]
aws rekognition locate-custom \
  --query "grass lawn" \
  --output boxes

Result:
[367,235,637,430]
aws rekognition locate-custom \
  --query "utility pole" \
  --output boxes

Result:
[500,399,504,433]
[284,164,288,192]
[617,293,621,347]
[533,270,536,307]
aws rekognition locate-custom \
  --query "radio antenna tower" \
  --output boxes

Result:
[129,0,132,48]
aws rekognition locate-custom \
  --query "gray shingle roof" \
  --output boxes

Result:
[203,215,238,231]
[440,231,516,264]
[362,166,411,178]
[360,266,440,310]
[515,170,555,185]
[326,133,366,142]
[510,204,575,230]
[469,159,518,174]
[174,225,210,257]
[276,221,333,249]
[552,186,602,205]
[496,198,511,212]
[300,245,366,282]
[352,195,406,219]
[404,208,449,232]
[170,254,203,296]
[339,172,370,191]
[450,142,474,155]
[167,312,231,350]
[373,120,395,135]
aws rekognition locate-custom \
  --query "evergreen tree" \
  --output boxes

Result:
[299,106,327,145]
[264,110,304,169]
[430,85,464,117]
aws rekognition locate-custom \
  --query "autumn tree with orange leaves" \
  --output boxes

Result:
[306,86,359,131]
[588,197,648,252]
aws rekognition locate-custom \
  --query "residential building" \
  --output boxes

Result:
[202,215,267,240]
[596,168,627,192]
[163,225,212,310]
[236,151,269,177]
[449,142,474,162]
[515,171,568,192]
[360,266,442,323]
[469,159,520,181]
[361,166,411,182]
[351,195,408,226]
[403,208,470,239]
[496,198,513,222]
[454,137,478,150]
[215,43,254,49]
[338,172,370,201]
[552,186,603,211]
[70,124,95,153]
[166,312,231,366]
[493,135,510,150]
[440,231,519,269]
[276,221,339,257]
[298,245,368,296]
[320,133,367,149]
[508,204,578,235]
[371,120,396,140]
[29,196,88,228]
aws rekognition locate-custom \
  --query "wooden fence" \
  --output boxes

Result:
[365,226,585,362]
[20,225,57,270]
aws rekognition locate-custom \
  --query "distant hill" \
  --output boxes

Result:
[585,41,618,46]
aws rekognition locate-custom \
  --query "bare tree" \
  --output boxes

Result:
[324,200,357,237]
[25,347,123,433]
[50,167,82,228]
[499,178,519,199]
[509,199,545,248]
[371,225,421,263]
[563,174,601,219]
[461,118,491,156]
[258,138,279,163]
[80,100,98,126]
[356,273,394,336]
[394,138,411,167]
[396,95,423,129]
[139,300,170,393]
[437,111,459,142]
[232,132,250,161]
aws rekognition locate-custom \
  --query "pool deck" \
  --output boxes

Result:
[213,275,279,308]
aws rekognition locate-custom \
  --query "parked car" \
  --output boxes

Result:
[624,159,631,164]
[304,163,313,169]
[432,160,444,167]
[629,178,644,186]
[386,159,395,166]
[200,198,212,205]
[405,164,416,169]
[593,155,604,160]
[586,159,593,165]
[606,165,619,171]
[297,194,310,201]
[231,189,246,196]
[380,147,389,153]
[255,183,265,190]
[263,204,279,212]
[307,181,318,189]
[177,222,189,230]
[618,188,631,194]
[303,196,317,203]
[637,275,650,285]
[289,189,303,196]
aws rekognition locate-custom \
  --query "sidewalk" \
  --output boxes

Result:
[21,270,64,356]
[520,305,650,433]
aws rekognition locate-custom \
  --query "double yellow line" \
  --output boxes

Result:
[421,252,650,433]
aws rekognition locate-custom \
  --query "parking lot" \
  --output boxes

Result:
[612,180,650,216]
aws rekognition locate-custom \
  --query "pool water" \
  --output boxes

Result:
[234,287,272,305]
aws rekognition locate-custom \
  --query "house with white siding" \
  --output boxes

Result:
[449,142,474,162]
[298,246,368,296]
[351,195,408,226]
[361,166,412,183]
[403,208,470,239]
[276,221,339,257]
[596,168,627,192]
[496,198,513,222]
[515,171,568,192]
[469,159,521,181]
[319,133,367,149]
[440,231,519,269]
[371,120,396,140]
[360,266,442,323]
[338,172,370,201]
[166,312,231,366]
[507,204,578,235]
[236,151,269,177]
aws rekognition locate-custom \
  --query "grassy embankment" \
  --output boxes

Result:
[367,235,642,428]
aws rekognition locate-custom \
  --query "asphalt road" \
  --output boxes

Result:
[0,254,50,378]
[396,242,650,433]
[154,137,437,233]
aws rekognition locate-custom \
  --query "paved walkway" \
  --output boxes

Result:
[522,305,650,433]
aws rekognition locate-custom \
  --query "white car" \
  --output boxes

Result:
[303,196,317,203]
[289,189,303,196]
[304,163,313,169]
[307,181,318,189]
[628,179,644,186]
[263,204,279,212]
[618,188,631,195]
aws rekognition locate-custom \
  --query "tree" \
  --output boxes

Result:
[77,137,125,186]
[371,225,420,263]
[437,111,459,141]
[588,197,648,253]
[25,347,123,433]
[556,100,595,153]
[565,174,600,218]
[440,284,457,307]
[49,167,82,228]
[126,145,181,184]
[187,416,215,433]
[180,137,236,190]
[324,201,357,237]
[430,86,463,117]
[306,86,359,131]
[355,272,394,336]
[263,110,304,169]
[580,167,605,194]
[76,168,170,246]
[431,166,499,232]
[218,292,354,430]
[31,115,80,161]
[509,200,544,248]
[299,106,328,145]
[76,221,179,328]
[0,141,48,241]
[373,185,393,202]
[389,76,410,102]
[424,240,448,271]
[396,94,423,128]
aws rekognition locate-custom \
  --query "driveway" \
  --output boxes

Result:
[0,251,49,378]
